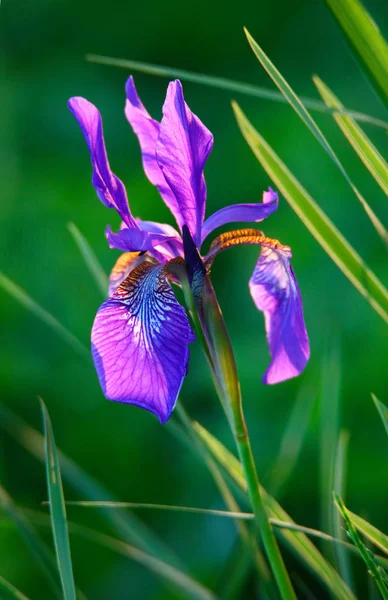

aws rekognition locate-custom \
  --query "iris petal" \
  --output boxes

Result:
[201,188,278,243]
[156,80,213,246]
[249,244,309,384]
[92,261,195,423]
[68,97,136,228]
[106,226,172,253]
[108,252,151,296]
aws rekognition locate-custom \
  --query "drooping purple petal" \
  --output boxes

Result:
[68,97,136,228]
[92,261,195,423]
[249,243,309,384]
[108,252,150,296]
[201,188,279,244]
[125,77,183,228]
[106,226,172,253]
[156,80,213,246]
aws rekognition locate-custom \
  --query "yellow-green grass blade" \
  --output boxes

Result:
[232,101,388,325]
[193,422,356,600]
[68,223,108,299]
[0,576,31,600]
[0,273,90,360]
[40,398,76,600]
[334,495,388,598]
[85,54,388,131]
[333,431,353,589]
[314,77,388,195]
[371,394,388,437]
[0,403,187,575]
[324,0,388,103]
[347,510,388,556]
[244,29,388,246]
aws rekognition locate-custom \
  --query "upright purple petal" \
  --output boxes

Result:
[92,261,195,423]
[249,244,309,384]
[201,188,279,244]
[68,97,136,228]
[156,80,213,246]
[125,77,183,228]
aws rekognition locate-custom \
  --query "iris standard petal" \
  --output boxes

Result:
[249,244,309,384]
[125,77,183,227]
[92,261,195,423]
[201,188,279,243]
[68,97,136,228]
[137,220,184,259]
[156,80,213,246]
[106,226,172,253]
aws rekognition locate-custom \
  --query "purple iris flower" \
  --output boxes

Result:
[68,77,309,423]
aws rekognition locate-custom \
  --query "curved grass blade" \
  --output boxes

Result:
[193,422,356,600]
[313,77,388,195]
[40,398,76,600]
[232,101,388,325]
[324,0,388,104]
[0,576,31,600]
[334,494,388,598]
[0,273,90,360]
[85,54,388,131]
[347,510,388,556]
[244,29,388,246]
[371,394,388,437]
[68,223,108,299]
[333,431,353,589]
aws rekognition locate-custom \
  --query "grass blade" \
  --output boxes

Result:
[0,273,90,360]
[347,510,388,556]
[232,101,388,324]
[314,77,388,195]
[333,431,353,588]
[244,29,388,245]
[324,0,388,103]
[334,494,388,598]
[0,576,31,600]
[68,223,108,299]
[193,422,356,600]
[40,398,76,600]
[371,394,388,436]
[85,54,388,130]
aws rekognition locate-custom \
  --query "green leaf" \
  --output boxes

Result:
[0,576,31,600]
[232,101,388,325]
[0,273,90,360]
[68,223,108,299]
[193,422,356,600]
[347,510,388,556]
[334,494,388,598]
[40,398,76,600]
[372,394,388,437]
[314,77,388,195]
[324,0,388,103]
[333,431,353,589]
[244,28,388,246]
[85,54,388,130]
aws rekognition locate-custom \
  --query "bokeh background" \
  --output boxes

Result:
[1,0,387,597]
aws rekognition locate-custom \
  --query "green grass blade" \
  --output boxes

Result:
[232,101,388,324]
[333,431,353,589]
[347,510,388,556]
[314,77,388,195]
[0,576,31,600]
[68,223,108,299]
[40,398,76,600]
[268,384,316,498]
[85,54,388,130]
[324,0,388,103]
[0,273,90,360]
[371,394,388,436]
[0,403,187,575]
[244,29,388,245]
[334,494,388,598]
[193,422,356,600]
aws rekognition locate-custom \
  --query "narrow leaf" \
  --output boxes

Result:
[314,77,388,195]
[85,54,388,130]
[324,0,388,103]
[371,394,388,436]
[333,431,353,588]
[68,223,108,298]
[348,510,388,556]
[232,101,388,325]
[244,28,388,245]
[40,398,76,600]
[0,576,30,600]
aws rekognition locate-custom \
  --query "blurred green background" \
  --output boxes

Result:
[1,0,387,597]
